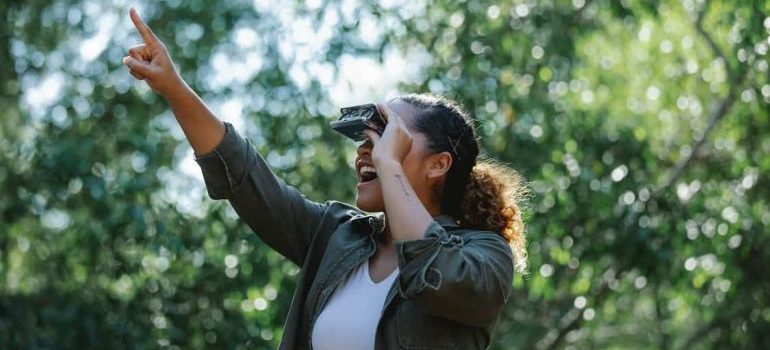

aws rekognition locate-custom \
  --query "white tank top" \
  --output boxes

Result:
[311,260,399,350]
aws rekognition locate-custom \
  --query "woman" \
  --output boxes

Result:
[123,8,528,350]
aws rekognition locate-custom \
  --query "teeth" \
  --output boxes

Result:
[360,165,377,176]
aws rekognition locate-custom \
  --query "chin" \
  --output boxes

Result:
[355,180,385,212]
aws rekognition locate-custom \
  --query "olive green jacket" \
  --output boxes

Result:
[195,122,514,349]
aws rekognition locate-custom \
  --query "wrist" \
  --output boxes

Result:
[373,158,403,173]
[161,76,192,103]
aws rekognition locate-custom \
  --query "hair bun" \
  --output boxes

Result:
[459,160,530,275]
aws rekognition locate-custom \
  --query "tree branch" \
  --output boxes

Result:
[676,304,749,350]
[655,281,670,350]
[538,276,614,349]
[694,0,735,82]
[655,0,745,194]
[526,2,746,348]
[656,80,742,192]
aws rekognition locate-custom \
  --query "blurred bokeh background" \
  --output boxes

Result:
[1,0,769,348]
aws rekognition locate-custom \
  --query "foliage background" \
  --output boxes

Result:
[1,0,769,349]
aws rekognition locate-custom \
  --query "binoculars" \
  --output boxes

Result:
[329,104,386,141]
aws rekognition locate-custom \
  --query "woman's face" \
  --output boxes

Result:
[354,99,434,212]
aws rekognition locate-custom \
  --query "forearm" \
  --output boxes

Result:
[163,80,226,156]
[377,161,434,242]
[122,8,226,154]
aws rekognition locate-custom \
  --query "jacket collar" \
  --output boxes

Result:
[433,214,460,228]
[350,211,459,236]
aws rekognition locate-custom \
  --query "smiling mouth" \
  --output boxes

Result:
[359,165,378,183]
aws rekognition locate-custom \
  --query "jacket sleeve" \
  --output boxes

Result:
[394,221,515,328]
[194,122,331,266]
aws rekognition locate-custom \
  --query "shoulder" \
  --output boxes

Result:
[322,200,365,219]
[303,201,367,261]
[449,227,514,260]
[316,200,368,228]
[450,227,509,244]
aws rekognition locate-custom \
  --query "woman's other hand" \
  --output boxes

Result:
[363,103,414,167]
[122,8,184,98]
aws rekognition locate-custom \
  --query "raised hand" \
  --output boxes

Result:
[363,103,414,167]
[123,7,184,97]
[121,7,224,155]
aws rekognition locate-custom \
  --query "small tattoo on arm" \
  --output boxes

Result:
[394,174,413,201]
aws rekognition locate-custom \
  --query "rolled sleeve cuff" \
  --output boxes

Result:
[395,221,465,299]
[194,122,250,199]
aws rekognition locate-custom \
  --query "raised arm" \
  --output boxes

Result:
[364,105,514,329]
[122,8,342,266]
[122,8,225,156]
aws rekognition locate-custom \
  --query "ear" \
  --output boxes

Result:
[426,151,453,181]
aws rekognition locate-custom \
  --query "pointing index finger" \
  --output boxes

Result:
[129,8,158,44]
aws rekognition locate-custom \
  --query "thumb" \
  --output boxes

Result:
[123,56,154,77]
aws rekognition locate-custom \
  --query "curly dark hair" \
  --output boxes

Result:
[398,93,530,274]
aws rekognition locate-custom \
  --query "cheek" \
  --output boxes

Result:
[403,136,430,173]
[401,152,428,188]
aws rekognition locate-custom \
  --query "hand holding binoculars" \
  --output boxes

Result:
[329,104,386,141]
